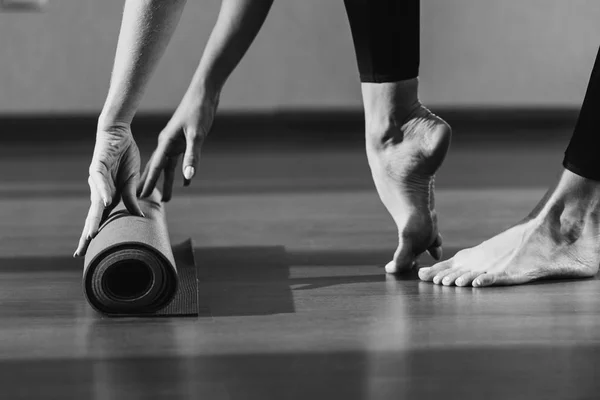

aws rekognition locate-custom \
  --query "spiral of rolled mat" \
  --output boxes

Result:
[83,190,198,317]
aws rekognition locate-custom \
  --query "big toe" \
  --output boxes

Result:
[418,258,453,281]
[385,243,415,274]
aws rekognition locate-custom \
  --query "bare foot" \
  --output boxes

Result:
[362,79,452,273]
[419,169,600,287]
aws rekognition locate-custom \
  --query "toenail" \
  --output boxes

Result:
[456,279,463,285]
[473,279,480,286]
[442,277,451,284]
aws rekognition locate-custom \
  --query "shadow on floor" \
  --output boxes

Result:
[0,246,593,319]
[195,246,427,316]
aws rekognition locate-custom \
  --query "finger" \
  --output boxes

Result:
[89,170,112,207]
[122,174,145,217]
[162,156,178,202]
[85,179,106,240]
[74,178,105,257]
[74,178,95,257]
[74,217,91,257]
[137,158,151,197]
[182,130,202,186]
[140,150,168,198]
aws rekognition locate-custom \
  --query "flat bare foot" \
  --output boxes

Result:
[363,79,452,273]
[419,169,600,287]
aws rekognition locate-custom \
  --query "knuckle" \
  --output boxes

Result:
[187,129,205,145]
[89,161,107,176]
[90,195,101,206]
[184,147,196,158]
[186,129,198,141]
[157,131,169,144]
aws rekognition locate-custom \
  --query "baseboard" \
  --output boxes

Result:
[0,108,580,144]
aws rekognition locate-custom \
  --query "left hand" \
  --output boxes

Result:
[138,91,218,202]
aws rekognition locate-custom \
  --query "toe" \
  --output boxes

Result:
[473,273,496,287]
[441,270,465,286]
[427,245,442,261]
[385,241,415,274]
[384,259,400,274]
[455,271,480,287]
[418,258,453,281]
[426,234,443,260]
[386,256,415,274]
[433,267,455,285]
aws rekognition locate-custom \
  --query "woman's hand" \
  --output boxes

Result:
[74,123,144,257]
[138,91,218,202]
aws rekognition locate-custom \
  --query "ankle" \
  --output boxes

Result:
[536,169,600,236]
[551,169,600,211]
[361,78,421,136]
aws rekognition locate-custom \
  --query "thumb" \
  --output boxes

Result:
[122,175,145,217]
[182,129,202,186]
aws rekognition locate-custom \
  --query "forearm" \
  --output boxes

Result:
[189,0,274,100]
[99,0,187,127]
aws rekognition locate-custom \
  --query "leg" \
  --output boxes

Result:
[419,47,600,287]
[344,0,452,272]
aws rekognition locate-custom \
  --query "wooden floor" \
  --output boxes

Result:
[0,125,599,399]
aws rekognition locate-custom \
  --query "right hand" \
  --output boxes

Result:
[138,91,218,202]
[74,122,144,257]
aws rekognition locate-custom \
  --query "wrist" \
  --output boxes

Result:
[97,113,132,132]
[188,75,221,104]
[97,110,133,130]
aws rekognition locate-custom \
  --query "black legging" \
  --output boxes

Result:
[564,47,600,181]
[344,0,419,83]
[345,1,599,181]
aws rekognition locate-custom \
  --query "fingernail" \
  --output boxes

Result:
[184,166,195,180]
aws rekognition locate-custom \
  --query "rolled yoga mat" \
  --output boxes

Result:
[83,190,199,317]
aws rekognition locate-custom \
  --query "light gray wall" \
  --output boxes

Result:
[0,0,599,114]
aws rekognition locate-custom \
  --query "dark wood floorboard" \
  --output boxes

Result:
[0,127,598,399]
